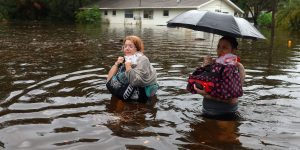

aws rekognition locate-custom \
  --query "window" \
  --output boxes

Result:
[104,10,108,15]
[125,10,133,18]
[163,10,169,16]
[112,10,116,16]
[215,9,221,12]
[144,10,153,19]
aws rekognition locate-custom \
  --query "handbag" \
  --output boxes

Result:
[209,64,243,100]
[106,64,149,102]
[187,63,243,100]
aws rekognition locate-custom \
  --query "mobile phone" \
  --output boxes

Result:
[194,82,204,90]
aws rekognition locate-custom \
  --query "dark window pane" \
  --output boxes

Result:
[144,10,153,19]
[125,10,133,18]
[163,10,169,16]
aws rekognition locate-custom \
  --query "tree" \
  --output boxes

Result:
[75,7,101,24]
[0,0,17,20]
[276,0,300,30]
[231,0,273,26]
[0,0,97,21]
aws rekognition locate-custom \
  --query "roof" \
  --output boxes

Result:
[87,0,243,14]
[89,0,209,9]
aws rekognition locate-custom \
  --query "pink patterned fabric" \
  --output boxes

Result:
[187,63,243,100]
[215,53,237,65]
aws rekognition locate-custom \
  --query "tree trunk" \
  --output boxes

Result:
[270,0,277,47]
[79,0,82,7]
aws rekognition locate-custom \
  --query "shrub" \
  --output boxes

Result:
[276,0,300,30]
[0,6,8,21]
[75,7,101,24]
[257,12,272,28]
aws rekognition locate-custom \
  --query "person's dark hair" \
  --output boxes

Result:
[220,36,238,50]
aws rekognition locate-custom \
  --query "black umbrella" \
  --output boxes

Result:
[167,10,266,40]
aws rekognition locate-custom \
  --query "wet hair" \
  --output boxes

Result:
[220,36,238,50]
[123,35,144,53]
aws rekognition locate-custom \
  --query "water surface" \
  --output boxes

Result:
[0,22,300,149]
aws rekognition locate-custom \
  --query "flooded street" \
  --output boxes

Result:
[0,22,300,149]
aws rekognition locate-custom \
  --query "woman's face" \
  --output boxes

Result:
[123,40,137,56]
[217,39,233,57]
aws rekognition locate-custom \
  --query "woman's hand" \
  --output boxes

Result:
[107,56,124,81]
[194,84,238,104]
[193,84,208,97]
[125,60,132,71]
[202,55,213,67]
[115,57,124,66]
[236,62,245,85]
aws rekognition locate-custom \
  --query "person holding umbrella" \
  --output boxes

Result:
[167,10,266,119]
[192,36,246,119]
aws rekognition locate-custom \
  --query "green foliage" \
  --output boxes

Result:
[75,7,101,24]
[0,8,7,20]
[277,0,300,30]
[0,0,98,21]
[231,0,274,25]
[257,12,272,28]
[46,0,82,21]
[0,0,16,21]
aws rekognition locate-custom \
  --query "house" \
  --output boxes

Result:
[87,0,244,25]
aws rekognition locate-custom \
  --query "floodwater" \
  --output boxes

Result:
[0,22,300,150]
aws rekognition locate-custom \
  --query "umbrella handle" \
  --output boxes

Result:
[210,33,215,54]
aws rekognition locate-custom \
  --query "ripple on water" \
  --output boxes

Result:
[170,64,185,68]
[2,23,300,150]
[58,87,75,93]
[0,76,5,80]
[52,127,78,133]
[167,70,181,73]
[26,89,47,96]
[64,74,101,82]
[154,67,164,71]
[12,80,36,85]
[79,79,103,84]
[27,74,68,89]
[3,90,23,102]
[43,82,60,88]
[69,68,104,75]
[150,63,159,66]
[9,102,50,110]
[18,95,31,101]
[19,141,31,148]
[267,75,300,84]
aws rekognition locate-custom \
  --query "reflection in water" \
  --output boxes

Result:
[184,119,241,149]
[0,22,300,149]
[0,140,5,148]
[106,96,158,138]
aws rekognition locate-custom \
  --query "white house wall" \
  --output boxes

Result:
[197,0,235,15]
[101,8,192,25]
[100,0,237,25]
[142,9,192,25]
[101,10,124,24]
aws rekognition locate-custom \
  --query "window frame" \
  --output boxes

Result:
[163,10,169,17]
[143,9,153,19]
[125,10,134,18]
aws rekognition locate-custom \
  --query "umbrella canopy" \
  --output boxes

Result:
[167,10,266,40]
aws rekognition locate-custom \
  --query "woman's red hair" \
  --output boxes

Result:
[123,35,144,53]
